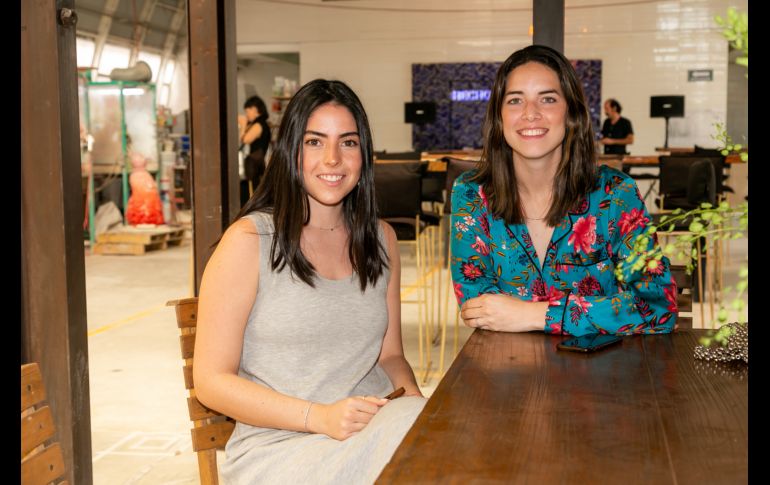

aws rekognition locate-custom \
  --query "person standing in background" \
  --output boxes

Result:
[598,98,634,155]
[238,95,272,201]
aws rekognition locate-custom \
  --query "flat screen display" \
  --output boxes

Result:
[650,95,685,118]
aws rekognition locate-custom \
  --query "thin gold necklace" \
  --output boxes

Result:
[306,221,344,231]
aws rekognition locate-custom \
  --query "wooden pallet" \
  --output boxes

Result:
[93,225,186,255]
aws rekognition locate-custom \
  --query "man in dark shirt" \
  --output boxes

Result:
[599,99,634,155]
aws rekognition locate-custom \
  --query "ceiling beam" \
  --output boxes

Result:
[129,0,160,64]
[157,0,187,87]
[91,0,121,71]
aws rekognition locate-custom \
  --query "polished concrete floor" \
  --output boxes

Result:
[85,232,747,484]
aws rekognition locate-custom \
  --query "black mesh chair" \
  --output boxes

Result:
[374,161,435,382]
[657,156,721,211]
[694,145,733,194]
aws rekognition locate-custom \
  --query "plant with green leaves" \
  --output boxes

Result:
[715,7,748,74]
[616,8,748,351]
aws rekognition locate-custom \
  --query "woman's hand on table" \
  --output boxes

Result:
[460,294,548,332]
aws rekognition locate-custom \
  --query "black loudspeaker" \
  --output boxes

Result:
[650,96,685,118]
[404,102,436,124]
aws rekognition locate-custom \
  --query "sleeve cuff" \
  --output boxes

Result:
[544,293,570,335]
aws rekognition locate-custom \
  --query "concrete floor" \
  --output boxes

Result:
[85,232,747,484]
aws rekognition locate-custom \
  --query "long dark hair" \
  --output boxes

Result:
[473,44,597,226]
[244,95,269,122]
[232,79,387,291]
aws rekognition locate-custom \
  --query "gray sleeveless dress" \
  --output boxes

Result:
[220,211,427,485]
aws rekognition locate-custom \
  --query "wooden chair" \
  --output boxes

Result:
[166,297,235,485]
[21,363,68,485]
[669,264,693,329]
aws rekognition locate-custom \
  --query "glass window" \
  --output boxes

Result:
[163,60,176,84]
[159,85,170,106]
[98,43,131,78]
[76,37,95,68]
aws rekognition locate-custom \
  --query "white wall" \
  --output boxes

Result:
[235,0,747,154]
[236,58,299,115]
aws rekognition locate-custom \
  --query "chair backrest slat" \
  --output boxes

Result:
[21,442,66,485]
[191,420,237,452]
[21,406,56,458]
[188,396,225,421]
[183,363,195,390]
[172,298,199,328]
[180,332,196,360]
[21,363,46,412]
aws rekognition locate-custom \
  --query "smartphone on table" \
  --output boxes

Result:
[556,334,622,353]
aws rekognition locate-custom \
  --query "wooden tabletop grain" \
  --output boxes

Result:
[377,330,747,484]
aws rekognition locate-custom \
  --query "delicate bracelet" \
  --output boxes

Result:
[303,401,314,431]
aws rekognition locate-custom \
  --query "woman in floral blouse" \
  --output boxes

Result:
[450,45,677,336]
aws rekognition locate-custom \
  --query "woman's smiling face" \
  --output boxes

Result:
[500,61,567,167]
[301,102,362,210]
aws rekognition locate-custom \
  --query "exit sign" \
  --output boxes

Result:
[688,69,713,82]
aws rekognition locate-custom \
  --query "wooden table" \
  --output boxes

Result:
[378,330,747,484]
[621,154,745,167]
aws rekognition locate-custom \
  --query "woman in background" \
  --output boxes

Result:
[450,45,677,336]
[196,79,425,484]
[238,94,271,197]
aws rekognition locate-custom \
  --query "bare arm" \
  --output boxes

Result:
[194,218,313,432]
[377,221,423,397]
[241,121,264,146]
[194,218,388,440]
[600,134,634,145]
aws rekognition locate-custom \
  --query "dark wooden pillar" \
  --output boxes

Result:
[533,0,564,53]
[21,1,92,483]
[188,0,240,293]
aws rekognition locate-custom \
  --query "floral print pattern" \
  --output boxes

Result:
[450,165,677,336]
[568,215,597,254]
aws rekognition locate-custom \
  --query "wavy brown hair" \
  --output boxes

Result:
[232,79,387,292]
[472,44,598,226]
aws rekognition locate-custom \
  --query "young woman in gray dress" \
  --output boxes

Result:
[194,79,426,484]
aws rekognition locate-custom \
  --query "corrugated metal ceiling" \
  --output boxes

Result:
[75,0,187,53]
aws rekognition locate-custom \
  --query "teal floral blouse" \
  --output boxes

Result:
[450,165,677,336]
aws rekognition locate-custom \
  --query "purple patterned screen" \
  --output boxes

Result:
[411,60,602,151]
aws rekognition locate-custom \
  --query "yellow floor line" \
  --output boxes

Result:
[400,265,444,299]
[88,304,166,336]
